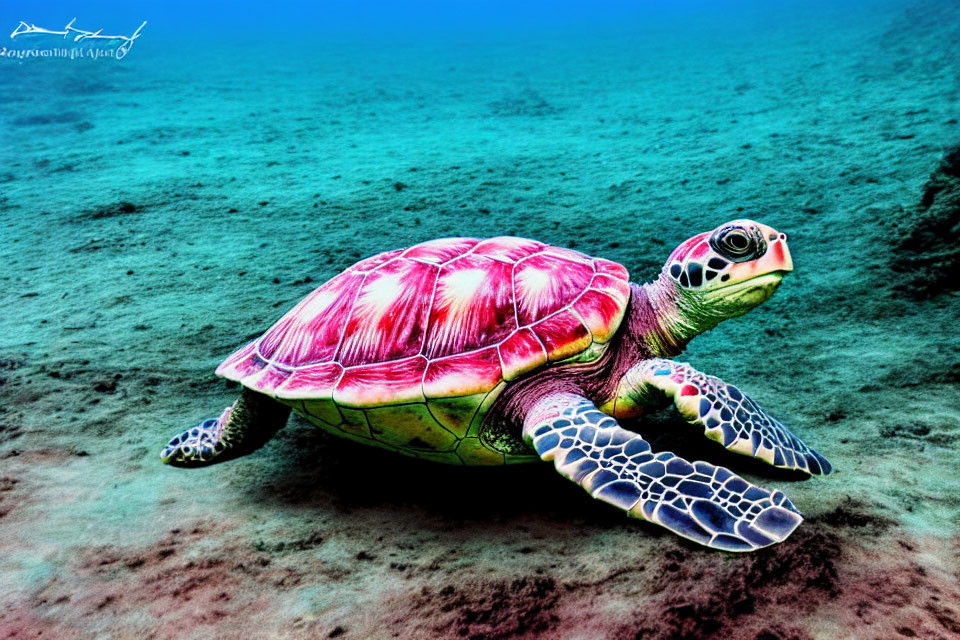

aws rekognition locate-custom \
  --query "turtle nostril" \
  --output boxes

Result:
[779,233,787,241]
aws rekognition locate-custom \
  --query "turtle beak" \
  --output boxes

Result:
[762,223,792,273]
[702,224,792,309]
[725,224,792,282]
[774,232,793,273]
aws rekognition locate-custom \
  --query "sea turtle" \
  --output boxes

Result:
[161,220,832,551]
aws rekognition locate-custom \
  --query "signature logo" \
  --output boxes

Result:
[10,18,146,59]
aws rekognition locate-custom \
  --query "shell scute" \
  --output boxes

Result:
[532,310,592,361]
[300,398,344,426]
[498,328,548,381]
[336,259,436,367]
[572,290,628,343]
[593,258,629,281]
[366,403,458,451]
[424,254,515,359]
[242,364,291,394]
[277,362,343,399]
[337,406,371,438]
[590,273,631,307]
[258,271,364,367]
[514,253,595,326]
[544,246,593,264]
[423,347,503,399]
[427,393,486,438]
[353,248,403,272]
[215,341,258,379]
[403,237,480,265]
[471,236,546,263]
[334,356,427,408]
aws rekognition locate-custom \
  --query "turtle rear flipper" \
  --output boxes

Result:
[523,393,803,552]
[160,389,290,467]
[161,411,229,465]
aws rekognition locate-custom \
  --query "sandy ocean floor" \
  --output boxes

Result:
[2,1,960,638]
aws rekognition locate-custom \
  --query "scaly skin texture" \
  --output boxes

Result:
[611,359,832,474]
[521,393,805,552]
[639,274,731,356]
[161,388,290,466]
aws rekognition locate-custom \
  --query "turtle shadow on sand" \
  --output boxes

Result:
[241,419,627,526]
[241,411,812,528]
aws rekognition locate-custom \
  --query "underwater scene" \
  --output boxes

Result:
[2,0,959,638]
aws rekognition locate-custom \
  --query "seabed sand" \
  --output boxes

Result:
[1,1,960,638]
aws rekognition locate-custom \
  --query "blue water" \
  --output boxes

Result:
[3,1,777,36]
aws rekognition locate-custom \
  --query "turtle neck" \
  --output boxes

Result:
[632,275,721,358]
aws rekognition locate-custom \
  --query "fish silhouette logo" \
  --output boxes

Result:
[10,18,146,59]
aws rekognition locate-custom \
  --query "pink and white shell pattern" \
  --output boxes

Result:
[215,237,631,464]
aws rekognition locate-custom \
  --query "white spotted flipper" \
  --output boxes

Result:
[160,389,291,467]
[631,359,832,475]
[161,405,234,465]
[523,393,804,551]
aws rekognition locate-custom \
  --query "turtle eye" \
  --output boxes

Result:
[709,226,765,262]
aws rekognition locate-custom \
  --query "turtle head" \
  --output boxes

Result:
[643,219,793,353]
[666,219,793,312]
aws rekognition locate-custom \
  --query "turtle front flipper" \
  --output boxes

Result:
[160,389,290,467]
[617,359,832,475]
[523,393,803,551]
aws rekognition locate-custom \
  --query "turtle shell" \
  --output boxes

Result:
[216,237,631,464]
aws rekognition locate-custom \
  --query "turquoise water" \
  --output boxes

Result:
[2,1,959,638]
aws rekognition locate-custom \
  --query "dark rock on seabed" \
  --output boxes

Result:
[892,143,960,298]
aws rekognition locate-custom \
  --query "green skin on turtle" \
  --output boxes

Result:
[161,220,832,551]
